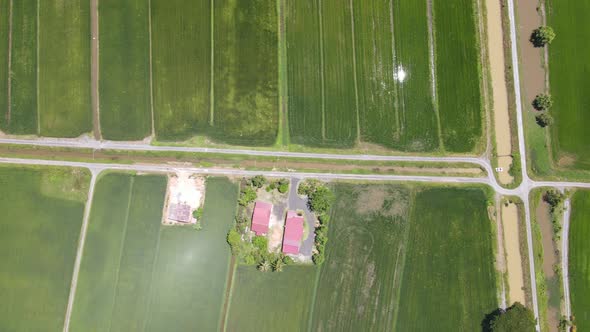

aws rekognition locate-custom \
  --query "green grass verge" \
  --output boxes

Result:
[433,0,483,152]
[227,265,317,331]
[151,0,211,141]
[71,174,237,331]
[8,0,37,134]
[569,190,590,331]
[0,0,8,130]
[546,1,590,169]
[38,0,91,137]
[99,0,151,140]
[311,183,411,330]
[213,0,278,146]
[0,166,89,331]
[395,186,497,330]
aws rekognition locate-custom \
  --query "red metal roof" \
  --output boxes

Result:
[282,211,304,254]
[251,201,272,235]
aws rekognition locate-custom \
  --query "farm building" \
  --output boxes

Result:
[252,201,272,235]
[167,203,192,223]
[282,211,304,254]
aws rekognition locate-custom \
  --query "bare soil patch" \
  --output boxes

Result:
[536,197,560,331]
[517,0,546,101]
[502,202,526,304]
[557,154,576,167]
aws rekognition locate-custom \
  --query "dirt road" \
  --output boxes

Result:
[90,0,100,140]
[502,202,525,304]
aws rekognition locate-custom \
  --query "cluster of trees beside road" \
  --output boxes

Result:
[530,27,556,128]
[298,180,334,265]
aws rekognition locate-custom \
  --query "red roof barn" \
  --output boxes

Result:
[282,211,304,254]
[251,201,272,235]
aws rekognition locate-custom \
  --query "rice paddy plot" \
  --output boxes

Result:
[99,0,151,140]
[569,190,590,331]
[0,0,8,130]
[395,187,497,331]
[320,0,357,146]
[71,175,238,331]
[547,0,590,169]
[285,0,323,146]
[0,166,89,331]
[7,0,37,134]
[433,0,483,152]
[227,265,317,332]
[151,0,211,141]
[391,0,439,151]
[38,0,91,137]
[214,0,279,146]
[311,184,411,331]
[352,0,398,149]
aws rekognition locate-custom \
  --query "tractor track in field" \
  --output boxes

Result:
[348,0,361,144]
[90,0,100,140]
[6,0,13,125]
[148,0,156,137]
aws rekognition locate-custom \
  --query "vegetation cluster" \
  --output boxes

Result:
[298,180,334,265]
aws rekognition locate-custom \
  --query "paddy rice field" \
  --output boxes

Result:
[0,165,502,330]
[70,174,238,331]
[0,166,89,331]
[226,183,499,331]
[569,190,590,331]
[547,0,590,169]
[0,0,484,153]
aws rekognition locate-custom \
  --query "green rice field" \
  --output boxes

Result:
[433,0,483,152]
[71,175,238,331]
[0,0,8,131]
[151,0,211,141]
[213,0,279,146]
[395,187,497,331]
[547,0,590,169]
[0,166,89,331]
[8,0,37,134]
[227,265,317,332]
[99,0,151,140]
[569,190,590,331]
[38,0,91,137]
[227,184,499,330]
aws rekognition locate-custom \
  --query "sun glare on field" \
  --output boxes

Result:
[394,66,407,83]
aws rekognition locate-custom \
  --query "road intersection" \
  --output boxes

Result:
[0,0,582,329]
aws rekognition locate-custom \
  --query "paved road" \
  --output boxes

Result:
[561,199,572,319]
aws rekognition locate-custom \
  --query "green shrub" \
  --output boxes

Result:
[530,26,556,47]
[312,252,325,265]
[278,183,289,194]
[282,255,294,265]
[532,94,553,110]
[192,207,203,220]
[239,186,257,206]
[250,175,267,188]
[308,186,334,214]
[252,236,268,253]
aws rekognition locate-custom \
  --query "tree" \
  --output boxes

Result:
[192,207,203,220]
[532,94,553,110]
[488,303,536,332]
[252,235,268,253]
[544,190,565,208]
[536,113,554,127]
[250,175,267,188]
[530,26,556,47]
[272,258,284,272]
[258,259,271,272]
[278,183,289,194]
[227,229,242,255]
[308,186,334,214]
[238,186,257,206]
